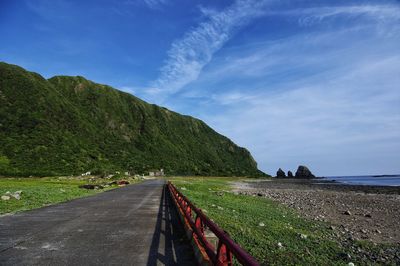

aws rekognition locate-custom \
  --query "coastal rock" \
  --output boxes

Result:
[287,171,294,178]
[276,168,286,178]
[1,195,10,200]
[11,193,21,200]
[79,184,96,189]
[298,233,308,239]
[79,184,103,189]
[117,180,130,186]
[295,165,315,178]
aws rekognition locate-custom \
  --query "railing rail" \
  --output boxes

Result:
[167,181,260,266]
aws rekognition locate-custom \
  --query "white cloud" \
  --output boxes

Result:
[147,2,400,100]
[136,1,400,175]
[173,14,400,176]
[203,54,400,176]
[260,4,400,22]
[295,5,400,26]
[150,0,271,97]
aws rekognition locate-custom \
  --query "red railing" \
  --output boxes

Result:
[167,182,260,266]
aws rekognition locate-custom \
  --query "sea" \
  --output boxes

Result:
[321,175,400,186]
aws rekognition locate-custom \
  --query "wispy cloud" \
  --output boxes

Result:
[294,5,400,26]
[149,0,270,97]
[205,55,400,176]
[165,5,400,175]
[146,2,400,99]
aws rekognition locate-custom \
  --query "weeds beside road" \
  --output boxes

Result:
[0,176,140,215]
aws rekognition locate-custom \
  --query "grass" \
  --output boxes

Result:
[0,176,138,215]
[170,177,353,266]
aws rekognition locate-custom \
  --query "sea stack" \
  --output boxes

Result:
[295,165,315,178]
[276,168,286,178]
[287,171,294,178]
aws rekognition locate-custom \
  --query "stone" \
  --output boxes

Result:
[277,242,283,249]
[365,213,372,218]
[338,252,351,260]
[295,165,315,178]
[259,222,265,227]
[287,171,294,178]
[344,210,352,215]
[299,233,308,239]
[79,184,96,189]
[257,193,263,197]
[276,168,286,178]
[1,195,10,200]
[11,193,21,200]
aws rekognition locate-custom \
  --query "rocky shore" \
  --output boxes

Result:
[232,178,400,263]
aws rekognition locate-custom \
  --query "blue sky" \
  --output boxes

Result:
[1,0,399,176]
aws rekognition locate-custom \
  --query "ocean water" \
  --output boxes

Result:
[322,175,400,186]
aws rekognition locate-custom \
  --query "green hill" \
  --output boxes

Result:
[0,62,266,177]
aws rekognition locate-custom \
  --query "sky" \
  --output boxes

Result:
[1,0,399,176]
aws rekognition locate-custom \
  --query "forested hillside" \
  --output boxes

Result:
[0,62,265,177]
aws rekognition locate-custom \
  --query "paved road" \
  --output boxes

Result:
[0,179,195,265]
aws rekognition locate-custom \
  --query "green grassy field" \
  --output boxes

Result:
[0,176,132,215]
[170,177,358,265]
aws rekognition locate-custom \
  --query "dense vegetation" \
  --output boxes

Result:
[0,62,265,177]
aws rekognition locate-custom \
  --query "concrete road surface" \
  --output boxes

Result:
[0,179,195,265]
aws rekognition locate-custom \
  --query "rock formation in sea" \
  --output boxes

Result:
[295,165,315,178]
[276,168,286,178]
[287,171,294,178]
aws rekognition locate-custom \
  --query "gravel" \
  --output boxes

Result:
[231,178,400,263]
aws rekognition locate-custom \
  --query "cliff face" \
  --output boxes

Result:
[0,62,265,177]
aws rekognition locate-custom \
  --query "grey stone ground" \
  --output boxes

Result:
[0,179,195,265]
